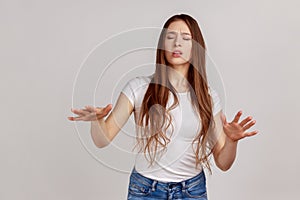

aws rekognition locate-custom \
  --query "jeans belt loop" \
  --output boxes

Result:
[152,180,157,191]
[181,181,186,192]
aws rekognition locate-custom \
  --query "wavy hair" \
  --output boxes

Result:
[133,14,215,173]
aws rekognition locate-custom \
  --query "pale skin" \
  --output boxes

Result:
[68,20,258,171]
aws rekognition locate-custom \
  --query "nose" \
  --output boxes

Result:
[175,41,181,47]
[175,35,182,47]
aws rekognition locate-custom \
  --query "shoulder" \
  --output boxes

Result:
[208,86,219,99]
[126,74,153,89]
[208,86,222,115]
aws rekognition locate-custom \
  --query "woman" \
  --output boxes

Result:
[68,14,258,200]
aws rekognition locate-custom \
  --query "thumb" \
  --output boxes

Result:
[105,104,113,111]
[97,104,112,114]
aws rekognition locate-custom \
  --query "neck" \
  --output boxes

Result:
[167,63,190,92]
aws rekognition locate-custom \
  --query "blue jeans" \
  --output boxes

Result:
[127,167,207,200]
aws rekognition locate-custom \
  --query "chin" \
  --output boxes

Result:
[168,60,189,66]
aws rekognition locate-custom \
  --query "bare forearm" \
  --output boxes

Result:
[212,110,258,171]
[215,136,238,171]
[90,119,110,148]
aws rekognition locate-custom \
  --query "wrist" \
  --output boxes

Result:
[225,135,238,145]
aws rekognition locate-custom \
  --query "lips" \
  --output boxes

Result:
[172,50,182,58]
[172,50,182,55]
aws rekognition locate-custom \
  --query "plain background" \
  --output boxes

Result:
[1,0,299,199]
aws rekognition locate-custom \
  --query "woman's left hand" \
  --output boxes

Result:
[221,111,259,142]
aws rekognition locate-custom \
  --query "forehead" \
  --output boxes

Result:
[166,20,191,34]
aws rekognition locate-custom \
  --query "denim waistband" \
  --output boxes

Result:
[130,167,206,192]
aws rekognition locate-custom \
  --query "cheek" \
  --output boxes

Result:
[164,40,173,52]
[184,45,192,60]
[183,44,192,52]
[188,47,192,57]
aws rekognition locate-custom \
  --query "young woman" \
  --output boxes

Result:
[68,14,258,200]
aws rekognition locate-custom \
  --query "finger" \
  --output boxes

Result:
[104,104,113,113]
[72,108,89,116]
[71,108,81,115]
[69,116,84,121]
[243,120,256,131]
[233,110,242,123]
[83,105,96,112]
[96,104,112,114]
[68,116,74,121]
[240,116,252,126]
[93,106,111,120]
[244,130,259,137]
[79,108,91,115]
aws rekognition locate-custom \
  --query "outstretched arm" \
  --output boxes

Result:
[68,93,134,148]
[212,110,259,171]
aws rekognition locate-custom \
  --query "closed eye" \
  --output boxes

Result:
[166,36,191,41]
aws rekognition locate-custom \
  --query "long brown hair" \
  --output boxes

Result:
[133,14,215,173]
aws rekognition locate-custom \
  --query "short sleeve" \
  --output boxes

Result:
[121,78,136,108]
[207,87,223,150]
[209,87,222,116]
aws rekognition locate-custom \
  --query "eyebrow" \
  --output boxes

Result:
[166,31,191,36]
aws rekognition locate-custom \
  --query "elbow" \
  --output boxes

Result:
[90,129,111,148]
[216,162,233,171]
[91,133,111,148]
[94,140,110,148]
[218,165,231,171]
[214,152,236,171]
[96,144,109,148]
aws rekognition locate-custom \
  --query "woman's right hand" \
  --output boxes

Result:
[67,104,113,122]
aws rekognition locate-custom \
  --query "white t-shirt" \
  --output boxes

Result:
[121,74,222,182]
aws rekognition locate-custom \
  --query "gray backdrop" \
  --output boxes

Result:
[1,0,299,199]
